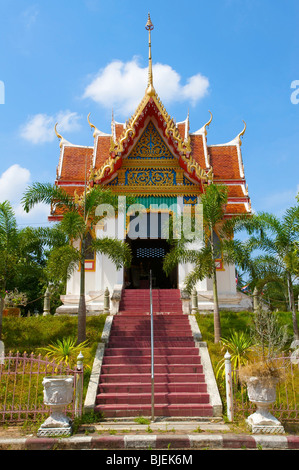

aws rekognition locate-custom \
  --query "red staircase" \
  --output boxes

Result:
[95,289,213,418]
[119,289,183,314]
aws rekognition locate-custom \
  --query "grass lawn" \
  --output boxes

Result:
[196,310,299,367]
[1,315,107,359]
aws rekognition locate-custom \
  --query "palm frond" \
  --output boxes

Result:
[59,211,86,240]
[0,201,18,249]
[45,245,81,283]
[255,211,282,235]
[22,182,76,213]
[91,237,132,269]
[201,184,228,226]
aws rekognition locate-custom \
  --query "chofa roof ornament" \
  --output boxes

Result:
[238,120,247,146]
[54,123,72,148]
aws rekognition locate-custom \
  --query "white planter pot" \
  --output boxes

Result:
[246,376,284,434]
[38,376,74,438]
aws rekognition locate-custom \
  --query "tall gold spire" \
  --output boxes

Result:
[145,13,155,96]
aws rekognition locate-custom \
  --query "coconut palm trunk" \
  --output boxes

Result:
[78,236,87,344]
[286,271,299,340]
[210,223,221,343]
[0,297,4,341]
[212,261,221,343]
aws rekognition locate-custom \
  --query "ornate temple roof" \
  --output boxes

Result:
[50,14,251,220]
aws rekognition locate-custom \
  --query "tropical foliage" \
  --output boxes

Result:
[163,184,250,343]
[37,336,89,369]
[216,330,253,379]
[22,183,134,343]
[237,205,299,339]
[0,201,62,338]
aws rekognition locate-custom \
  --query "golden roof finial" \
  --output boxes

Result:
[54,123,62,141]
[54,122,72,148]
[145,13,155,96]
[87,112,96,132]
[238,120,247,146]
[54,122,64,148]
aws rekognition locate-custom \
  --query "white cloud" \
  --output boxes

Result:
[14,202,50,227]
[20,5,39,30]
[20,110,81,145]
[83,58,210,116]
[0,164,50,226]
[0,165,30,204]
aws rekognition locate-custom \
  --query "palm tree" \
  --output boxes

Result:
[244,206,299,340]
[0,201,19,340]
[22,183,133,343]
[164,184,250,343]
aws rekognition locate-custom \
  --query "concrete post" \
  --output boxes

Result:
[191,289,198,313]
[104,287,110,313]
[224,351,234,422]
[43,287,51,316]
[75,352,84,418]
[0,340,4,365]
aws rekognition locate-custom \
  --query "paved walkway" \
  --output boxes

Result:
[0,420,298,450]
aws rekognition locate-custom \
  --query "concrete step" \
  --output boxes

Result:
[96,392,210,405]
[99,373,206,383]
[98,382,207,394]
[94,403,214,418]
[103,347,200,356]
[100,364,203,375]
[102,355,201,365]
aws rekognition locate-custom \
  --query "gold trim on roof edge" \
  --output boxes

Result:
[93,91,213,183]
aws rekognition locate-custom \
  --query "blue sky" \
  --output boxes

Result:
[0,0,298,227]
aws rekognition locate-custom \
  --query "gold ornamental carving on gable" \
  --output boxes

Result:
[92,90,212,184]
[125,168,176,186]
[108,166,201,197]
[128,121,174,161]
[99,121,202,196]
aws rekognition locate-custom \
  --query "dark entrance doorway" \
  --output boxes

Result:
[124,238,177,289]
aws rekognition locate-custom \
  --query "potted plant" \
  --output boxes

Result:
[238,308,289,434]
[3,289,28,317]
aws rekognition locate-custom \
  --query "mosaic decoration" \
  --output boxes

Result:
[183,176,194,186]
[183,196,198,205]
[103,121,202,197]
[128,121,174,160]
[125,168,176,186]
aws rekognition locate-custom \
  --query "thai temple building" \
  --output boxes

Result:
[51,15,252,315]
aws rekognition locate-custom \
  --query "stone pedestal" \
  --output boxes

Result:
[247,407,285,434]
[246,376,284,434]
[38,376,74,438]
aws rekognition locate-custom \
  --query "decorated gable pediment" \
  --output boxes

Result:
[106,120,202,197]
[127,121,174,161]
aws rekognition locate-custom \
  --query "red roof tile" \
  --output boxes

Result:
[94,136,111,168]
[59,146,93,181]
[190,134,207,169]
[208,145,242,179]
